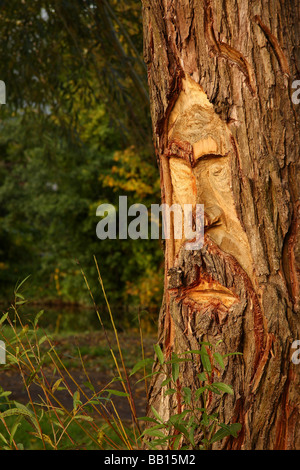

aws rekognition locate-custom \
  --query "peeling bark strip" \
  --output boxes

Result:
[253,15,290,77]
[204,0,257,95]
[143,0,300,450]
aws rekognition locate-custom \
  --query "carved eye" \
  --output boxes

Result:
[209,163,230,193]
[211,165,225,177]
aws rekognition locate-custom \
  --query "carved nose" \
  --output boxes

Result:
[204,205,223,228]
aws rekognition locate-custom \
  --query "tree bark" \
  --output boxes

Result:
[142,0,300,450]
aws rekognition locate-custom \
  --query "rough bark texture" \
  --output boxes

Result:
[142,0,300,450]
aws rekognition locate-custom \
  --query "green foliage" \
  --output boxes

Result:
[0,103,162,312]
[0,0,151,147]
[0,0,161,318]
[137,343,242,450]
[0,286,141,450]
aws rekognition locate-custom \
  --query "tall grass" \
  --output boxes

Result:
[0,259,152,450]
[0,258,242,450]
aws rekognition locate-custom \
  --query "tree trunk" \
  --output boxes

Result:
[142,0,299,450]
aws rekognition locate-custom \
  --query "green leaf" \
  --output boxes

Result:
[201,412,209,427]
[223,352,243,358]
[188,426,196,447]
[210,427,231,443]
[6,353,18,364]
[10,422,21,445]
[213,352,225,369]
[73,390,81,410]
[15,292,24,300]
[105,389,129,397]
[18,325,29,339]
[138,416,160,424]
[168,410,192,425]
[161,377,171,387]
[200,345,211,374]
[171,354,179,382]
[0,312,9,325]
[129,358,153,376]
[164,388,176,396]
[83,381,95,393]
[15,275,31,293]
[52,378,64,393]
[94,396,111,403]
[208,385,221,395]
[38,335,50,346]
[231,423,242,436]
[197,372,207,382]
[147,440,161,450]
[154,344,164,365]
[172,423,189,439]
[34,310,44,327]
[0,433,8,445]
[220,422,242,437]
[182,387,191,404]
[151,405,164,423]
[172,362,179,382]
[172,434,182,450]
[195,387,206,399]
[210,423,242,443]
[2,403,41,437]
[73,415,94,422]
[143,428,166,438]
[30,431,55,448]
[166,356,191,364]
[212,382,234,395]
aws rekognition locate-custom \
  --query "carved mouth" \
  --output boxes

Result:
[182,279,239,308]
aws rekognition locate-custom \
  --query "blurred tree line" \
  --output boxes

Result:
[0,0,163,317]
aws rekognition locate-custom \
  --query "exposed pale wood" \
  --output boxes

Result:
[167,75,254,280]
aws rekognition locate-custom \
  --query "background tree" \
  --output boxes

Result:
[0,0,163,317]
[142,0,299,449]
[0,0,151,147]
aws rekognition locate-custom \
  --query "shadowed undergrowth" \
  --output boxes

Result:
[0,258,241,450]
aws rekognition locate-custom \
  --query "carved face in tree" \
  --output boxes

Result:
[165,76,254,311]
